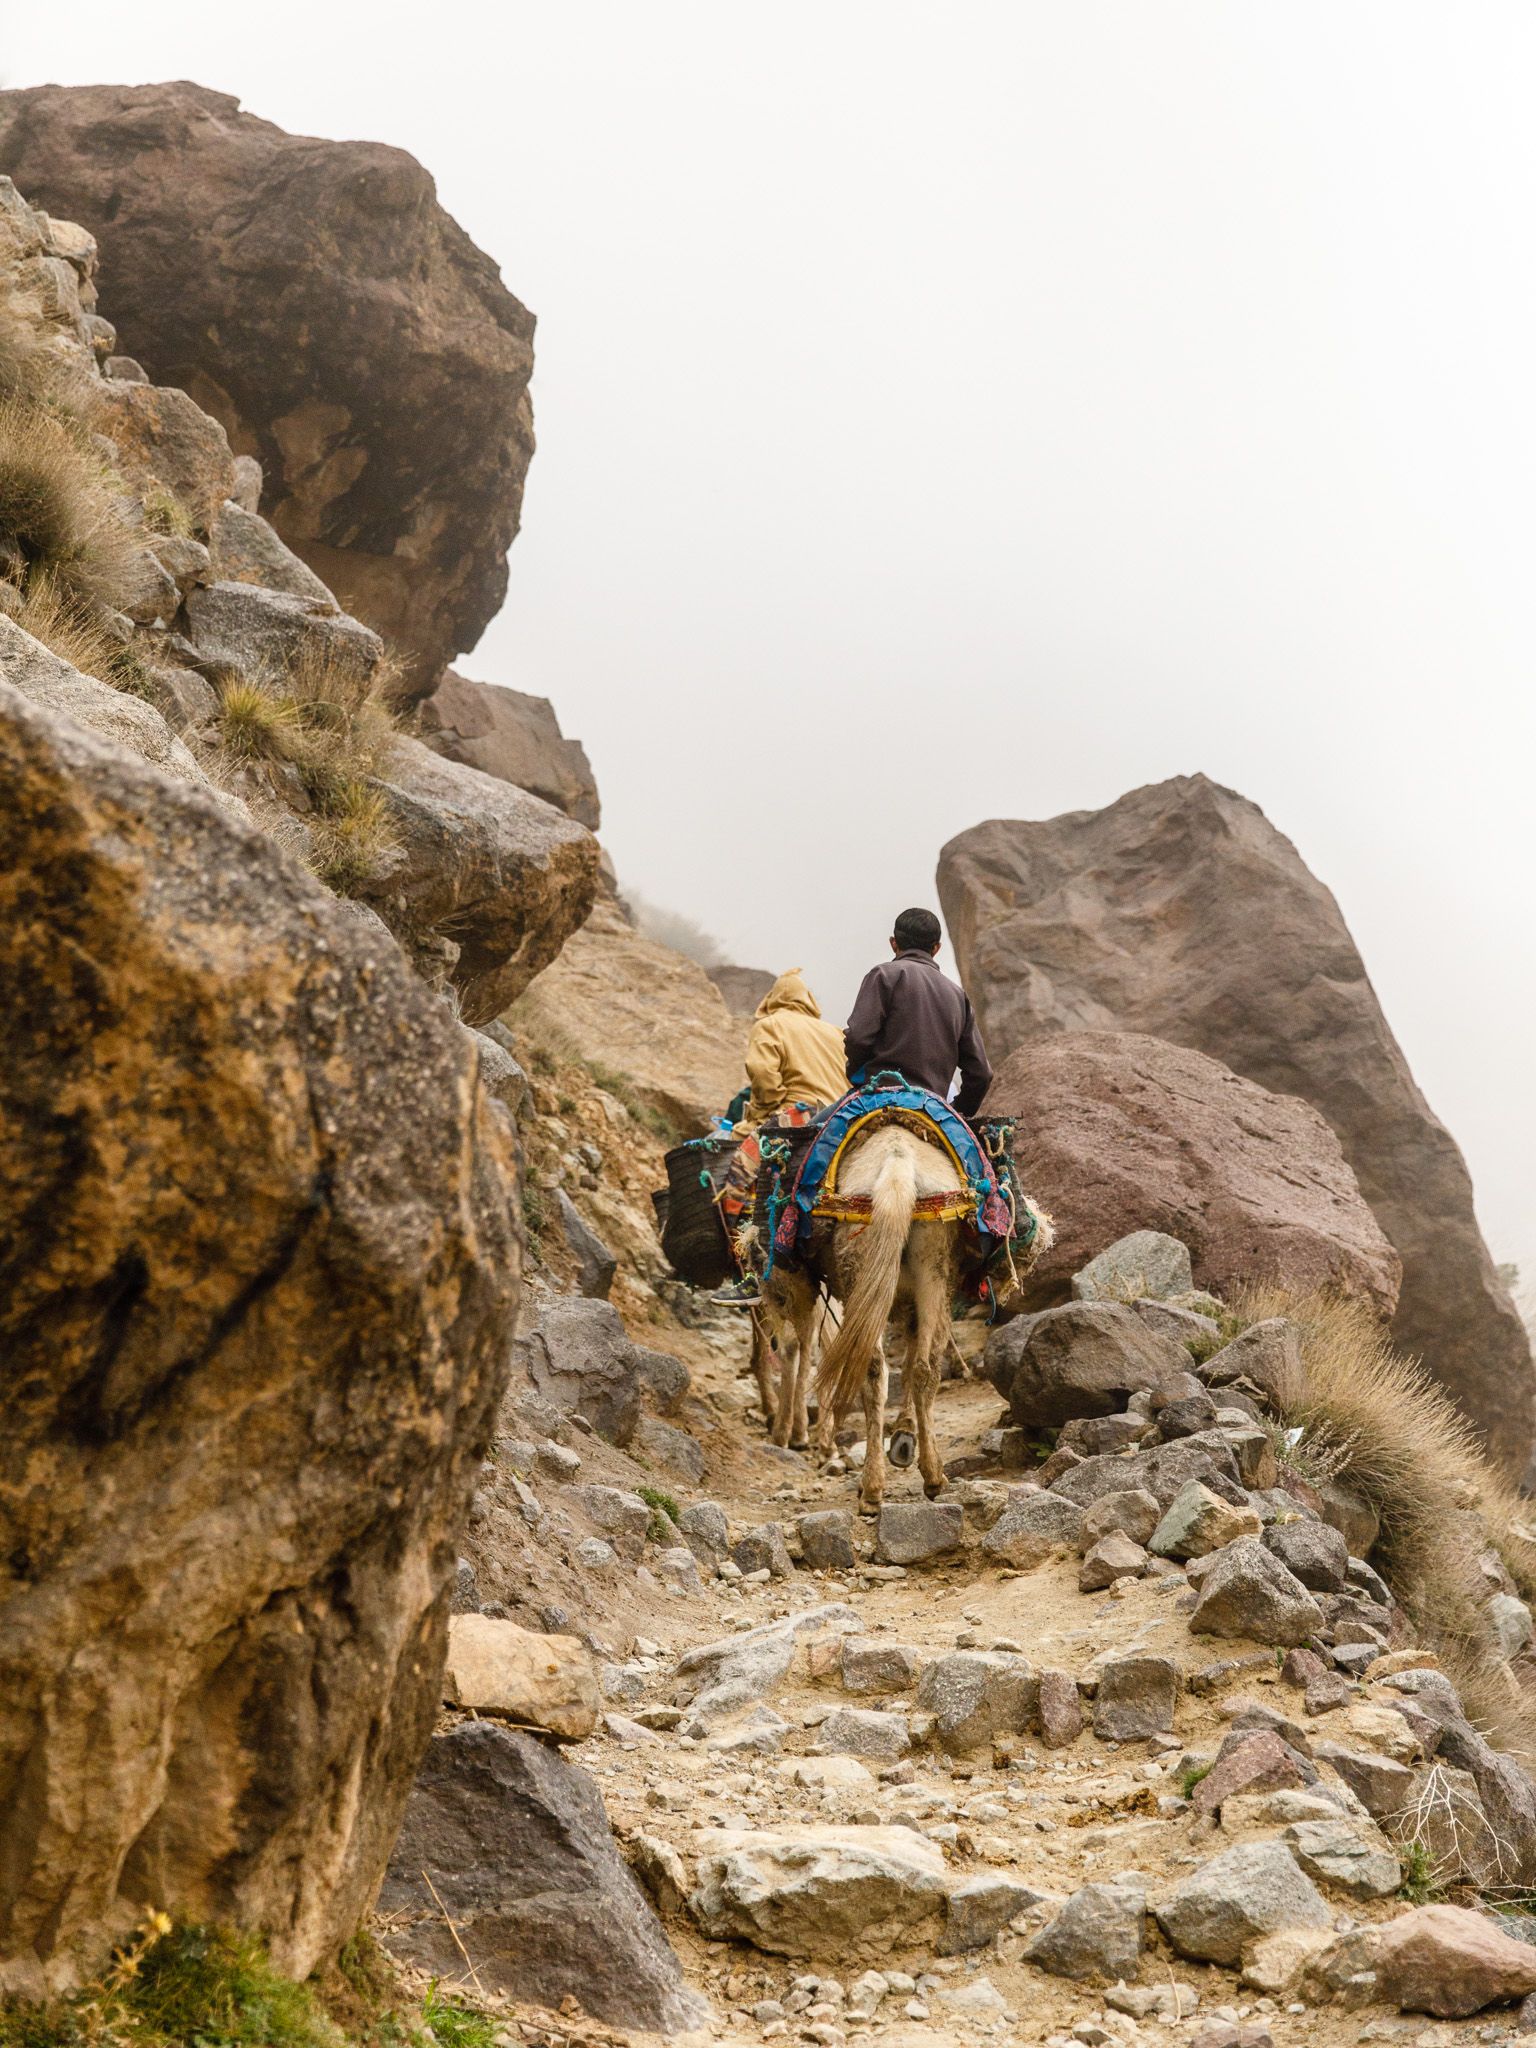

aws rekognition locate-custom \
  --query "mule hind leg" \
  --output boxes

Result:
[910,1239,956,1498]
[857,1344,890,1516]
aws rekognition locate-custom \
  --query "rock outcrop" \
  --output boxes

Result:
[939,775,1530,1469]
[0,675,519,1993]
[516,897,748,1134]
[0,172,597,1028]
[984,1031,1401,1314]
[359,736,598,1026]
[417,669,599,827]
[707,963,777,1016]
[0,81,536,686]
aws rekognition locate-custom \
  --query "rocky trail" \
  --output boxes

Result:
[381,1173,1536,2048]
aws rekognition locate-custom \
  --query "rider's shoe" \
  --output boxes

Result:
[710,1276,762,1307]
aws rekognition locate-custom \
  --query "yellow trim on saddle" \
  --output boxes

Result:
[809,1106,971,1224]
[814,1192,977,1225]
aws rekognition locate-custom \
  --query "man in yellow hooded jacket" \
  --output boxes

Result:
[744,968,848,1124]
[711,969,848,1304]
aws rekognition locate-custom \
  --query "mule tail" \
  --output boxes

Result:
[816,1145,917,1422]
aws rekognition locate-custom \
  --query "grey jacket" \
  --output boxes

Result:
[844,950,993,1116]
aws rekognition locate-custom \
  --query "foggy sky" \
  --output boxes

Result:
[8,3,1534,1272]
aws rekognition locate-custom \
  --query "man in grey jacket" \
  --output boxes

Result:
[843,907,994,1117]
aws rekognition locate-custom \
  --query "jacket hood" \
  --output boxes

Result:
[757,969,822,1019]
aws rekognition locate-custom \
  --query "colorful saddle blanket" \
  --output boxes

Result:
[767,1075,1020,1269]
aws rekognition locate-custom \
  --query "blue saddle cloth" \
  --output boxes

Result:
[770,1074,1014,1261]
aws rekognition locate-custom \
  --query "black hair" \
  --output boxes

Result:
[892,907,942,953]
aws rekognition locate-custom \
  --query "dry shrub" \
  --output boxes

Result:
[0,396,144,611]
[1258,1284,1536,1756]
[217,677,305,760]
[210,645,404,898]
[139,477,195,539]
[308,781,397,894]
[282,640,402,786]
[625,887,725,968]
[4,574,130,684]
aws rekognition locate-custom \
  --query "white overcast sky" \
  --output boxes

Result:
[8,4,1535,1272]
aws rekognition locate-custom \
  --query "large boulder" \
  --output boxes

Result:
[986,1299,1194,1428]
[441,1615,600,1741]
[516,896,748,1134]
[0,81,536,686]
[939,776,1528,1468]
[381,1721,706,2033]
[514,1296,683,1447]
[417,670,599,827]
[980,1031,1399,1318]
[687,1824,951,1958]
[362,735,599,1025]
[0,677,519,1994]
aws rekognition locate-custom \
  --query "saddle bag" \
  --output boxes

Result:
[658,1135,737,1287]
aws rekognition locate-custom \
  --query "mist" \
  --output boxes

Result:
[7,1,1534,1270]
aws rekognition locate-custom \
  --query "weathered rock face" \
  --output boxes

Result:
[517,896,748,1134]
[0,81,536,686]
[382,1722,706,2033]
[940,777,1526,1465]
[361,736,599,1026]
[417,670,599,827]
[982,1032,1400,1318]
[0,679,520,1993]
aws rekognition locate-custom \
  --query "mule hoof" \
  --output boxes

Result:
[888,1432,917,1468]
[857,1498,881,1519]
[790,1436,811,1453]
[923,1479,945,1500]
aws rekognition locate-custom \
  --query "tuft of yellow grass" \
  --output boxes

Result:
[4,573,130,684]
[208,646,404,898]
[1255,1285,1536,1757]
[217,678,304,760]
[0,396,144,612]
[308,779,398,894]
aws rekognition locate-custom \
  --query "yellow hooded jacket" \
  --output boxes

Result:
[745,970,849,1123]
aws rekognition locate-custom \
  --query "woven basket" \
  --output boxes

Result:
[659,1136,737,1287]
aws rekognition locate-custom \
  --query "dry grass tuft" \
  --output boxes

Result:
[308,781,397,894]
[207,646,405,898]
[139,477,195,539]
[282,640,403,787]
[1258,1285,1536,1757]
[218,678,305,760]
[0,396,144,611]
[4,574,130,684]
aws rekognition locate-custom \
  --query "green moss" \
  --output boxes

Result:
[637,1485,679,1523]
[521,1185,547,1246]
